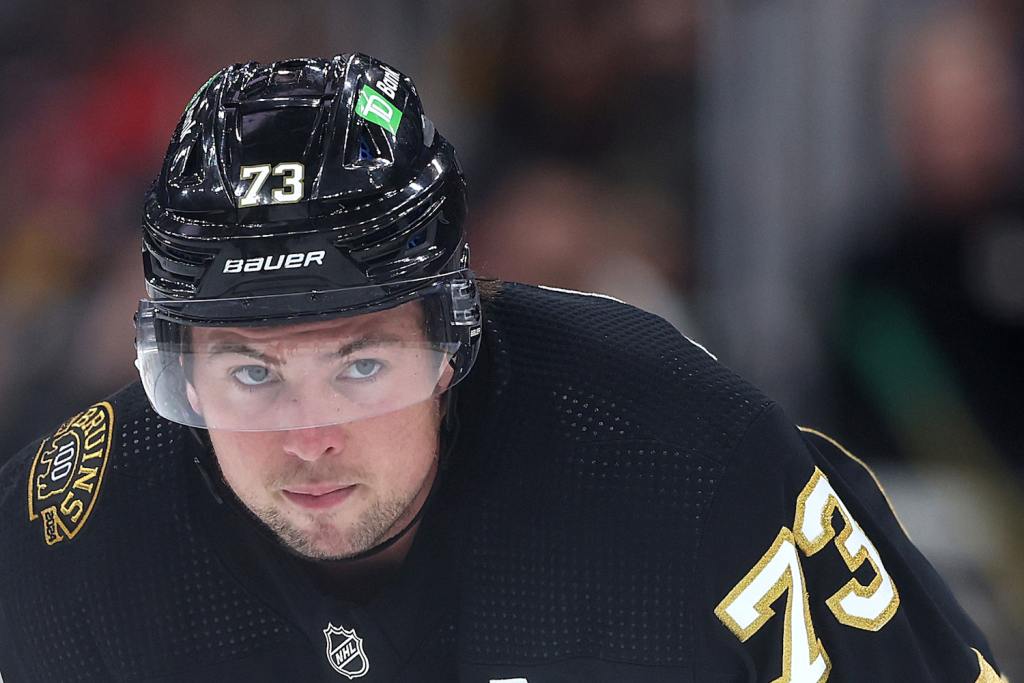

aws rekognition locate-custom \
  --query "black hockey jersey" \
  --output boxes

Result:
[0,283,1005,681]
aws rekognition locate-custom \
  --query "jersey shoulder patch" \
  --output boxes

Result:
[26,401,115,546]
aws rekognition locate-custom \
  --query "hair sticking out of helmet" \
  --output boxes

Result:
[135,53,480,432]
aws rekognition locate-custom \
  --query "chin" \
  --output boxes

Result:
[281,532,359,561]
[295,544,354,561]
[254,509,357,560]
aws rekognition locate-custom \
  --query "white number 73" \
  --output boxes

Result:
[715,528,831,683]
[715,467,899,682]
[238,162,304,206]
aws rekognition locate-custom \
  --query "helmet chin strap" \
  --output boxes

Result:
[189,387,460,565]
[320,468,440,564]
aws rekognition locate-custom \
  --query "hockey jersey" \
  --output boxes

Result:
[0,282,1006,681]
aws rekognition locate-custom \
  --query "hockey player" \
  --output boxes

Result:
[0,54,1008,682]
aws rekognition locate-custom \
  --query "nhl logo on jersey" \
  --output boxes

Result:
[323,623,369,679]
[28,402,114,546]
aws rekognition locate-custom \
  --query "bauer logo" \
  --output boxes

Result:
[356,84,403,135]
[222,250,326,274]
[323,623,369,679]
[28,402,113,546]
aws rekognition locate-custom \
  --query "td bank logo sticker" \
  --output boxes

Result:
[28,402,113,546]
[356,84,403,135]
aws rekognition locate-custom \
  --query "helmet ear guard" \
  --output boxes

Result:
[137,53,480,431]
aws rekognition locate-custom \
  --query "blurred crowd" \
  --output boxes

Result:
[825,6,1024,667]
[830,1,1024,474]
[0,0,1020,676]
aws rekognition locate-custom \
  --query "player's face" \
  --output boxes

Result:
[190,303,444,560]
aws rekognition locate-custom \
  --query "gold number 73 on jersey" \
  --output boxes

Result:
[714,467,900,683]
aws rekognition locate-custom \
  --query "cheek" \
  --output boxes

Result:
[209,431,280,494]
[353,403,441,483]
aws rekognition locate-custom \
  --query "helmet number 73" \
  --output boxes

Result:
[238,162,305,207]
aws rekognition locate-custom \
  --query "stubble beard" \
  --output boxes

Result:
[254,464,436,561]
[252,491,407,560]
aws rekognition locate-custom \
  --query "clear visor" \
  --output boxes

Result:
[135,279,478,432]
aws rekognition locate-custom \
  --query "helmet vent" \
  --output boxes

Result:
[358,134,373,162]
[167,133,207,188]
[344,122,394,167]
[407,229,427,250]
[142,230,217,298]
[180,138,205,183]
[334,199,450,281]
[404,223,436,255]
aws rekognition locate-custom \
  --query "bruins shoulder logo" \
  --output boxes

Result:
[27,402,114,546]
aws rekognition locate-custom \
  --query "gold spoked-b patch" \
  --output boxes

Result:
[28,402,114,546]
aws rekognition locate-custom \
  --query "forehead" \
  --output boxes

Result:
[190,300,425,345]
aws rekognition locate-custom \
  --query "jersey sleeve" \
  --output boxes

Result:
[692,403,1007,682]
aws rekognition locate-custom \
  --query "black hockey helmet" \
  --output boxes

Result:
[135,53,481,432]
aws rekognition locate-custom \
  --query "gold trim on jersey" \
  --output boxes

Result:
[973,647,1008,682]
[797,427,913,541]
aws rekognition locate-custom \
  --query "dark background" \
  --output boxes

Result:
[0,0,1020,676]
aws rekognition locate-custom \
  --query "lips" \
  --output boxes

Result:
[281,484,356,510]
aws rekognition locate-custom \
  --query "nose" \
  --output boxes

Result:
[281,424,346,462]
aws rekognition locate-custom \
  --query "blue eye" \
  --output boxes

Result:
[232,365,275,386]
[342,359,382,380]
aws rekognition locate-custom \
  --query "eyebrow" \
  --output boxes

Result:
[206,342,280,365]
[204,333,408,363]
[332,334,405,358]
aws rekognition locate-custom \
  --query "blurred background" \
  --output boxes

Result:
[0,0,1020,675]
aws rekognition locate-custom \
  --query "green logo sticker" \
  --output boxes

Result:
[356,84,403,135]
